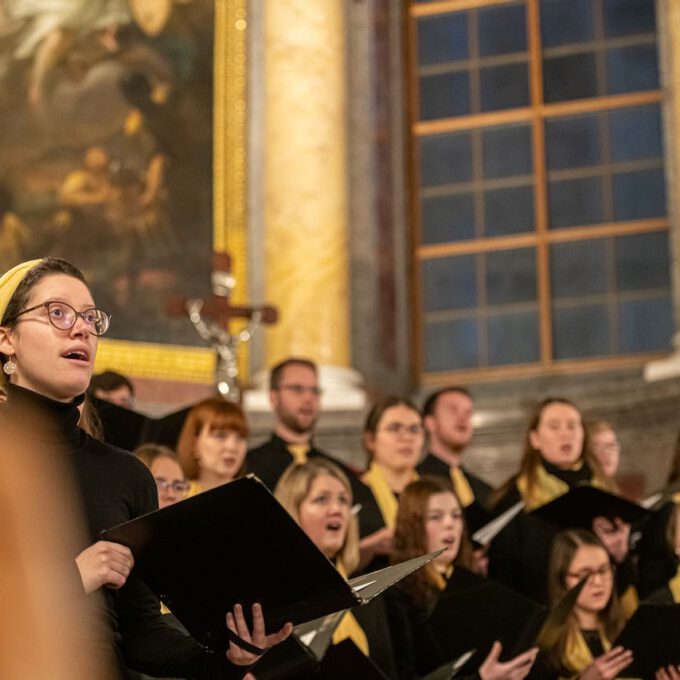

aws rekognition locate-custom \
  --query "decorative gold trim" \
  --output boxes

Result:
[215,0,250,378]
[96,1,249,384]
[95,340,214,382]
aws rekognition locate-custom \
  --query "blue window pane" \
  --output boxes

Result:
[422,255,477,311]
[606,45,659,95]
[479,4,527,56]
[545,114,601,170]
[610,105,662,162]
[482,125,532,179]
[553,305,611,359]
[488,311,540,365]
[420,132,473,187]
[417,14,469,66]
[603,0,656,37]
[550,240,608,298]
[540,0,594,48]
[424,318,480,371]
[480,63,530,112]
[619,296,673,353]
[419,73,470,121]
[422,194,475,244]
[543,53,598,102]
[613,169,666,221]
[486,248,537,305]
[548,178,604,228]
[615,231,670,291]
[484,186,534,236]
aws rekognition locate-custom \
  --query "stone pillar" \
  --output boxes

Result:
[646,0,680,380]
[246,0,364,409]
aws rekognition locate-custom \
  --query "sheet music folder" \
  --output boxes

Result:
[102,474,440,652]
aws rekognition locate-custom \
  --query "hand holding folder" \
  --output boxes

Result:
[102,475,440,656]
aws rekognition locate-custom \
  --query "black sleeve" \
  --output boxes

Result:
[383,589,447,680]
[117,572,250,680]
[117,461,250,680]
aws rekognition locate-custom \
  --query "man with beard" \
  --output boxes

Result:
[247,358,383,567]
[246,358,361,488]
[418,387,493,555]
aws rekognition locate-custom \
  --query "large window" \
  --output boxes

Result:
[410,0,671,381]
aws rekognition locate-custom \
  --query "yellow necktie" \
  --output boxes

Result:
[288,443,310,465]
[450,467,475,508]
[334,561,370,655]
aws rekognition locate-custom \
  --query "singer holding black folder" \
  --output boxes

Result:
[384,477,538,680]
[0,258,292,680]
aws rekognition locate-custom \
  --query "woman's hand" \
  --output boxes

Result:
[579,647,633,680]
[225,603,293,666]
[75,540,134,593]
[656,666,680,680]
[479,641,538,680]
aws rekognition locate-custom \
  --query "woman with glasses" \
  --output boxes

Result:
[536,529,632,679]
[0,258,290,679]
[358,396,424,572]
[135,443,190,509]
[176,398,248,495]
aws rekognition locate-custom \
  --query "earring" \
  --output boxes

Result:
[3,357,16,375]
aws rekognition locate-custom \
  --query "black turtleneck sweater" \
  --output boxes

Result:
[2,384,247,680]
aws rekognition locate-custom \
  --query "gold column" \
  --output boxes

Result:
[263,0,350,367]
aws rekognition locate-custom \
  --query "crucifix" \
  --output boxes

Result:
[167,252,278,402]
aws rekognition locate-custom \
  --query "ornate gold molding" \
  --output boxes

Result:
[97,0,249,384]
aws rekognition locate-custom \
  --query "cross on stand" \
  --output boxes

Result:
[166,252,278,402]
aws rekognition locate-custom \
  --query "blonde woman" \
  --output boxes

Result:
[275,459,397,678]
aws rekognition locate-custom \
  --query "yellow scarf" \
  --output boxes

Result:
[562,625,611,678]
[288,443,310,465]
[517,464,570,511]
[450,467,475,508]
[431,564,454,592]
[361,462,418,528]
[670,564,680,604]
[517,462,603,511]
[187,479,203,497]
[618,584,639,620]
[673,491,680,504]
[333,561,369,655]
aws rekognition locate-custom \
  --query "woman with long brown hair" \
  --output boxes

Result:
[537,529,631,679]
[384,477,538,680]
[492,398,611,514]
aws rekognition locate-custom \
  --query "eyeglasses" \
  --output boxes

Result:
[154,478,190,495]
[277,384,322,396]
[567,563,615,581]
[592,442,621,453]
[7,301,111,336]
[381,422,424,436]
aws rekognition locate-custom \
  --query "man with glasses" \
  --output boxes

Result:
[247,358,373,506]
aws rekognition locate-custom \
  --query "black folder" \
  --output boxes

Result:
[429,567,547,672]
[102,475,439,653]
[531,485,648,529]
[429,569,585,674]
[613,603,680,677]
[92,396,191,451]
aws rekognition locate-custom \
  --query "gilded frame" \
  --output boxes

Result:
[94,0,249,383]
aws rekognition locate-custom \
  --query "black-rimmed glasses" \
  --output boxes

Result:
[154,478,190,495]
[7,301,111,336]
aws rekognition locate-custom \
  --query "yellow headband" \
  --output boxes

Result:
[0,259,43,324]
